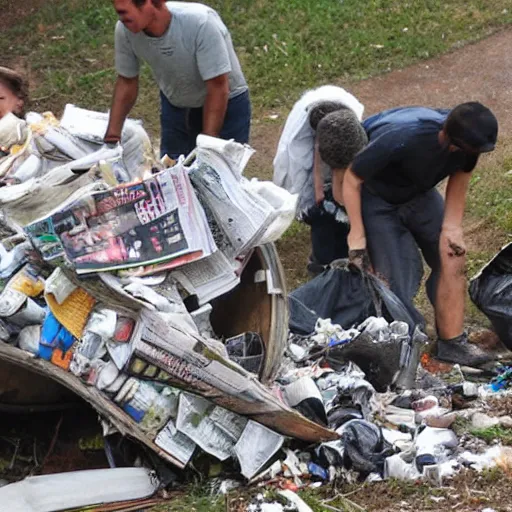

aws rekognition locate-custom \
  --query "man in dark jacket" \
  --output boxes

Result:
[339,103,499,366]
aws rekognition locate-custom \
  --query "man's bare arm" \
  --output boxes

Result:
[342,166,366,250]
[442,171,471,233]
[104,75,139,143]
[202,73,229,137]
[436,171,471,339]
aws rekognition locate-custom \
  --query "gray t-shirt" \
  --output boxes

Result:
[115,2,248,108]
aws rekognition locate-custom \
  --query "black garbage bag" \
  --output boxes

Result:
[469,243,512,350]
[327,332,403,392]
[289,265,416,335]
[341,420,394,476]
[288,295,320,335]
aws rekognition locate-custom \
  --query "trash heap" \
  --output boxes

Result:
[244,264,512,494]
[0,104,152,191]
[1,106,512,511]
[0,108,327,484]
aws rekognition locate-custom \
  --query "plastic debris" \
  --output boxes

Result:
[0,468,159,512]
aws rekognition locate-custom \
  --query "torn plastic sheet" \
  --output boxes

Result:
[470,242,512,349]
[458,445,506,472]
[282,376,328,426]
[315,363,377,422]
[0,468,159,512]
[319,420,394,476]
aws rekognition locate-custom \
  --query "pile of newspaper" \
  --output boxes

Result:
[0,118,322,479]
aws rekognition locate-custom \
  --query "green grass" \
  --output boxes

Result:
[148,487,368,512]
[150,494,225,512]
[471,425,512,445]
[2,0,512,126]
[467,146,512,235]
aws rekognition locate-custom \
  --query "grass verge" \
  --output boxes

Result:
[2,0,512,121]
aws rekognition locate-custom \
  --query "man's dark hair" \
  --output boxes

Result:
[0,66,28,103]
[0,67,28,116]
[445,102,498,153]
[132,0,163,7]
[317,109,368,169]
[308,101,348,131]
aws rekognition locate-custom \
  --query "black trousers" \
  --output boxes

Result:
[303,204,350,266]
[361,186,444,327]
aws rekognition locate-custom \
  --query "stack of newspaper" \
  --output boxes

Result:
[21,135,297,306]
[189,143,277,257]
[155,391,284,476]
[25,165,216,274]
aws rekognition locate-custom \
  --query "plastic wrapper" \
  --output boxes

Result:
[0,467,158,512]
[245,179,298,244]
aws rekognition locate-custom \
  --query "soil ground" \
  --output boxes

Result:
[0,0,47,33]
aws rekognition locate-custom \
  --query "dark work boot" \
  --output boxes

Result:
[435,333,498,367]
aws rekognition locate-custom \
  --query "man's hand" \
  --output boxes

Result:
[348,248,371,272]
[314,187,325,205]
[348,232,370,272]
[347,231,366,251]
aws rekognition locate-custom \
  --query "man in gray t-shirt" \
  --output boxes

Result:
[105,0,250,158]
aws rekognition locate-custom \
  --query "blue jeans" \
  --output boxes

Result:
[362,186,444,327]
[160,90,251,159]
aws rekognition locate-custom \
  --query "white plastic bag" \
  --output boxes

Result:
[245,179,298,244]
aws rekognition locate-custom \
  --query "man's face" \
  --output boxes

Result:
[0,82,24,120]
[113,0,153,33]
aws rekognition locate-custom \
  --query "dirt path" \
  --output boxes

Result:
[0,0,47,33]
[252,28,512,170]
